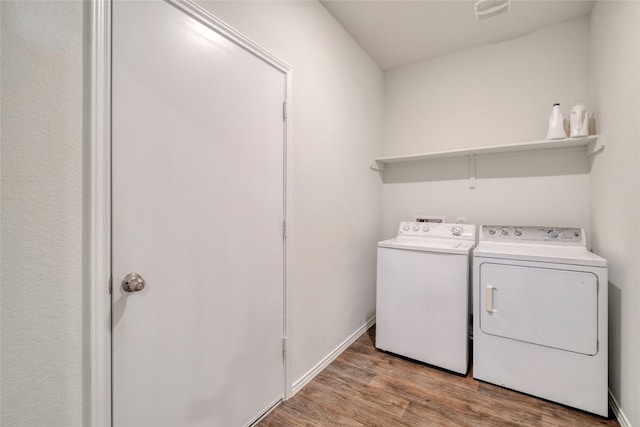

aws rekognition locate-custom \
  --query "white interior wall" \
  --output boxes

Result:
[195,1,384,384]
[0,2,84,426]
[590,2,640,425]
[382,18,592,239]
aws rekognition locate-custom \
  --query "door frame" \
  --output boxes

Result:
[86,1,293,425]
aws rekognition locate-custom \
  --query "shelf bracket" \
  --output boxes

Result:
[587,136,605,157]
[369,160,385,173]
[468,154,476,189]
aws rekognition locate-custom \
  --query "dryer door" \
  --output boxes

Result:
[479,263,599,355]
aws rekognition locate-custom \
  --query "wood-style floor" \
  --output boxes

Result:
[258,326,619,427]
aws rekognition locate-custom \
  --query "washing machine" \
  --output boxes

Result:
[376,222,476,374]
[473,225,608,416]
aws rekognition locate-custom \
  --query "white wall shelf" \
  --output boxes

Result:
[370,135,602,189]
[371,135,602,172]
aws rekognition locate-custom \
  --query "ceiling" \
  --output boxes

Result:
[320,0,595,71]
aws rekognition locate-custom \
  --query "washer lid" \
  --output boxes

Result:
[473,241,607,267]
[378,237,476,254]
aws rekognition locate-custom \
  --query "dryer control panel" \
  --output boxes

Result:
[481,225,584,245]
[398,222,475,240]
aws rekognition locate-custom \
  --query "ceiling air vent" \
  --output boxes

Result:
[474,0,511,21]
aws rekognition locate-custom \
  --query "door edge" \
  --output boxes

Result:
[86,0,112,426]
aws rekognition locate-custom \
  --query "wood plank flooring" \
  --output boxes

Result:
[258,326,619,426]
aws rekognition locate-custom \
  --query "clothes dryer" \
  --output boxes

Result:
[377,222,476,374]
[473,225,607,416]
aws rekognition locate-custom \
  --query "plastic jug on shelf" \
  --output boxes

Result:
[546,103,568,140]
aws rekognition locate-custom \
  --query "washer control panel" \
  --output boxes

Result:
[481,225,584,245]
[398,222,475,240]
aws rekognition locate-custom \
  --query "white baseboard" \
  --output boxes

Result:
[609,389,632,427]
[291,316,376,396]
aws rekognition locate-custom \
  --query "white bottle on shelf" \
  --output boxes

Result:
[546,103,568,140]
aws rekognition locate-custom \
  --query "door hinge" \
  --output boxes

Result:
[283,101,288,121]
[283,220,287,239]
[282,337,288,358]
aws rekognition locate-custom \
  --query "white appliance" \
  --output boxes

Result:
[376,222,476,374]
[473,225,608,416]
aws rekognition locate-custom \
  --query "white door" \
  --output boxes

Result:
[479,262,598,355]
[111,2,286,426]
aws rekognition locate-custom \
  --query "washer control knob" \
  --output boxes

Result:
[403,225,410,231]
[412,225,420,232]
[487,228,497,236]
[547,228,560,239]
[422,226,430,232]
[501,228,510,236]
[451,226,463,236]
[514,229,523,237]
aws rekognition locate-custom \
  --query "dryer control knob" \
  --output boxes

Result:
[487,228,497,236]
[422,226,430,232]
[514,229,523,237]
[412,225,420,231]
[451,226,463,236]
[403,225,410,231]
[501,228,510,236]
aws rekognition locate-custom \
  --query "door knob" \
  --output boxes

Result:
[121,273,146,292]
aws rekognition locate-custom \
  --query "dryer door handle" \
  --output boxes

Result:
[486,285,497,313]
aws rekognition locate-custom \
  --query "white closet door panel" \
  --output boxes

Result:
[112,2,285,426]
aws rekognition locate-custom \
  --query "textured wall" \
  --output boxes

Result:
[194,1,384,385]
[1,1,84,426]
[382,18,592,240]
[590,1,640,425]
